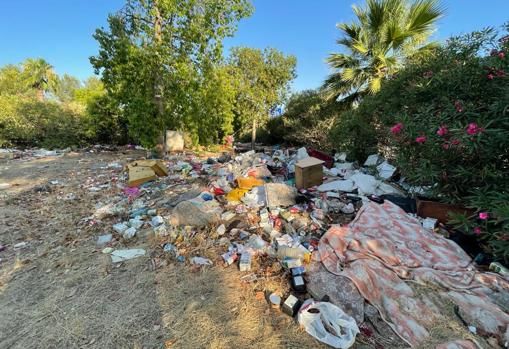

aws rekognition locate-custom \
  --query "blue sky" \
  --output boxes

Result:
[1,0,508,91]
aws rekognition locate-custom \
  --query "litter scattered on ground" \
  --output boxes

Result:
[3,144,508,349]
[110,248,146,262]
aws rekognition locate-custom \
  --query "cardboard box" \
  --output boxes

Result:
[295,157,324,189]
[128,160,168,176]
[128,167,157,187]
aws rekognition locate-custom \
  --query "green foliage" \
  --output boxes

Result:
[0,95,89,148]
[328,106,379,160]
[85,93,128,145]
[227,46,297,139]
[91,0,253,147]
[55,74,81,102]
[323,0,444,104]
[0,64,31,96]
[0,58,129,148]
[330,25,509,261]
[22,58,59,101]
[271,90,339,150]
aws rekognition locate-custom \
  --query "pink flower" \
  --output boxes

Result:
[467,122,484,135]
[473,227,482,235]
[391,123,404,134]
[487,73,495,80]
[451,139,460,145]
[415,136,427,143]
[479,212,489,220]
[442,142,450,150]
[499,52,505,59]
[437,125,448,136]
[496,69,505,77]
[454,100,463,112]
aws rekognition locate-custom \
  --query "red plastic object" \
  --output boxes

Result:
[213,187,225,195]
[307,149,334,168]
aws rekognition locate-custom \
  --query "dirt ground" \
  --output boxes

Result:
[0,150,344,349]
[1,149,484,349]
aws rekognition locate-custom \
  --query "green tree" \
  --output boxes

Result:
[228,47,296,148]
[278,89,340,150]
[55,74,82,102]
[323,0,444,104]
[74,77,105,105]
[91,0,253,147]
[0,64,29,96]
[22,58,59,101]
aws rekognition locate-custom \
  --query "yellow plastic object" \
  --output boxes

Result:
[226,188,249,202]
[237,177,264,190]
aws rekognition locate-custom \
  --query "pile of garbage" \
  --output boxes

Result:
[86,146,508,348]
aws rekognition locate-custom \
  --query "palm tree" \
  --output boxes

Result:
[22,58,58,101]
[323,0,444,105]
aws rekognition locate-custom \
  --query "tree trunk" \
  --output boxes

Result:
[153,4,164,119]
[251,118,257,150]
[36,88,44,101]
[153,1,165,156]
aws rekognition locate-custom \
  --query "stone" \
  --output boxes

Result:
[265,183,297,207]
[165,130,184,152]
[306,261,365,323]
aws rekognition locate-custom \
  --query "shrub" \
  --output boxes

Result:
[265,90,339,150]
[0,96,90,148]
[85,94,129,145]
[330,25,509,261]
[328,106,379,161]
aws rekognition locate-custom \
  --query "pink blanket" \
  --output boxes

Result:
[317,201,509,347]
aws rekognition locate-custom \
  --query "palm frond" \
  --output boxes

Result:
[324,0,444,104]
[368,76,382,93]
[326,53,362,69]
[406,0,445,37]
[337,22,362,42]
[366,0,387,33]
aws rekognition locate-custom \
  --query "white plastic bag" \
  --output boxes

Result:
[298,299,359,349]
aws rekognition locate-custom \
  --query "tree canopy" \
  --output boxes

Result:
[323,0,444,105]
[22,58,59,101]
[227,47,296,146]
[90,0,253,146]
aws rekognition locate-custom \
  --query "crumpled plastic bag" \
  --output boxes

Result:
[298,299,359,349]
[241,186,266,208]
[191,257,213,266]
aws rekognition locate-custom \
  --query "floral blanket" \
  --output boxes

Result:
[316,200,509,347]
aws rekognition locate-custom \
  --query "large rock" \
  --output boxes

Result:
[264,183,297,207]
[306,261,365,323]
[169,195,222,227]
[165,130,184,152]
